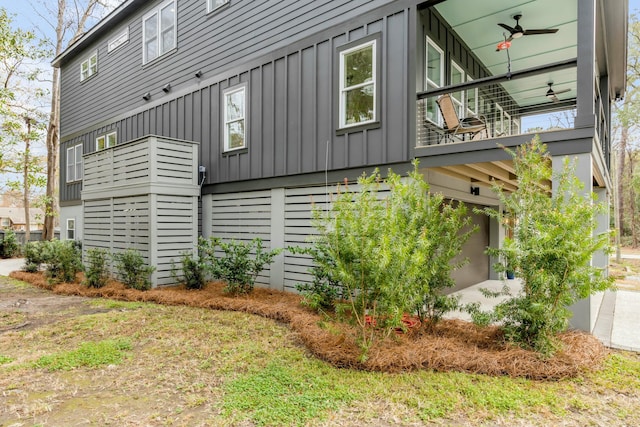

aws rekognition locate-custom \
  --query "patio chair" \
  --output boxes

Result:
[436,93,488,142]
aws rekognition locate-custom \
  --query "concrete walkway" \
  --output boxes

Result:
[1,257,638,352]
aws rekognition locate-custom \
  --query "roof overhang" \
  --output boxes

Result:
[597,0,628,100]
[51,0,146,68]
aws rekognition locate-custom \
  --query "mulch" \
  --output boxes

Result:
[9,271,607,380]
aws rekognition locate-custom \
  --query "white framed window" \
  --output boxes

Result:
[339,39,377,128]
[96,131,117,151]
[466,76,478,117]
[223,85,246,151]
[495,103,506,136]
[512,119,520,135]
[66,144,83,183]
[143,0,176,64]
[425,37,444,125]
[450,61,465,118]
[207,0,229,13]
[504,110,512,136]
[80,52,98,81]
[67,218,75,240]
[108,27,129,53]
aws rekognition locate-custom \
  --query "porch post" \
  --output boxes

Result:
[575,0,596,128]
[591,187,609,330]
[553,153,592,332]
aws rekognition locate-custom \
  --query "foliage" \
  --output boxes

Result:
[0,229,20,258]
[83,248,111,288]
[22,240,45,272]
[312,161,475,355]
[32,338,132,371]
[42,239,83,283]
[289,243,344,313]
[469,138,614,355]
[200,237,281,296]
[112,249,155,291]
[171,250,206,290]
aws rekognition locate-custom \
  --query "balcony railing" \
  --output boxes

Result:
[416,59,579,148]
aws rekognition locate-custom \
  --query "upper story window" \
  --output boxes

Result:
[66,144,83,183]
[450,61,465,118]
[108,27,129,53]
[338,39,377,128]
[96,131,117,151]
[143,0,176,64]
[425,37,444,125]
[80,52,97,81]
[223,85,247,151]
[208,0,229,13]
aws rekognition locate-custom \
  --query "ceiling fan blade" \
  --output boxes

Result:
[523,28,559,36]
[498,23,516,34]
[553,88,571,95]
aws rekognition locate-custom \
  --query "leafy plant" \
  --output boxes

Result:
[32,339,132,371]
[312,161,475,356]
[1,229,20,258]
[112,249,155,291]
[289,243,344,313]
[23,241,45,272]
[200,237,281,296]
[42,239,83,283]
[171,250,207,290]
[469,138,614,355]
[83,248,111,288]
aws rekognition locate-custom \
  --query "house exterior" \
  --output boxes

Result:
[0,207,45,231]
[54,0,628,332]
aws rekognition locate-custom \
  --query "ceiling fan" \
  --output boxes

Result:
[545,82,570,102]
[498,14,559,42]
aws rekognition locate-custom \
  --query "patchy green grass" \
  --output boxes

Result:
[31,338,132,371]
[1,277,639,426]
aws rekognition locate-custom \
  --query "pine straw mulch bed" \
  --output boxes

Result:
[9,271,607,380]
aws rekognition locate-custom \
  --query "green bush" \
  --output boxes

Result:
[1,229,20,258]
[200,237,281,296]
[42,240,83,283]
[23,241,46,272]
[171,250,207,290]
[83,248,111,288]
[113,249,155,291]
[469,138,614,356]
[312,161,475,356]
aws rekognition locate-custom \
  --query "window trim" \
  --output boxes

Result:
[207,0,229,14]
[96,131,117,151]
[425,37,444,126]
[142,0,177,65]
[66,144,83,183]
[336,34,381,131]
[80,51,98,81]
[108,27,129,53]
[66,218,75,240]
[450,61,465,118]
[222,84,248,152]
[466,75,478,117]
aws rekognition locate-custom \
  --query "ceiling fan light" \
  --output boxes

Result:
[512,31,524,39]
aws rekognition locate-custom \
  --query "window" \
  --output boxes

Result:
[96,132,117,151]
[339,39,377,128]
[466,76,478,117]
[108,27,129,52]
[80,52,97,81]
[207,0,228,13]
[503,110,512,136]
[425,37,444,124]
[223,86,246,151]
[67,218,75,240]
[66,144,83,183]
[1,218,10,228]
[143,0,176,64]
[450,61,465,118]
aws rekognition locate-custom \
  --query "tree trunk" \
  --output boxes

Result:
[618,125,628,243]
[23,118,31,242]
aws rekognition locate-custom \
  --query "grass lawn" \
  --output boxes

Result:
[1,276,639,426]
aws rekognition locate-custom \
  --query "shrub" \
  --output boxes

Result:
[1,229,20,258]
[200,237,281,296]
[171,250,206,290]
[312,161,475,356]
[83,248,111,288]
[469,138,614,356]
[23,241,46,272]
[113,249,155,291]
[289,243,344,313]
[42,240,83,283]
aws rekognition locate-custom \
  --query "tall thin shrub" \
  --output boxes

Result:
[83,248,111,288]
[1,229,20,258]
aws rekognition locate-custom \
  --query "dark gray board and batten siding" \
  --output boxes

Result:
[59,0,414,203]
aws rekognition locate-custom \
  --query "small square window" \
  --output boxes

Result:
[80,52,98,81]
[96,132,117,151]
[208,0,229,13]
